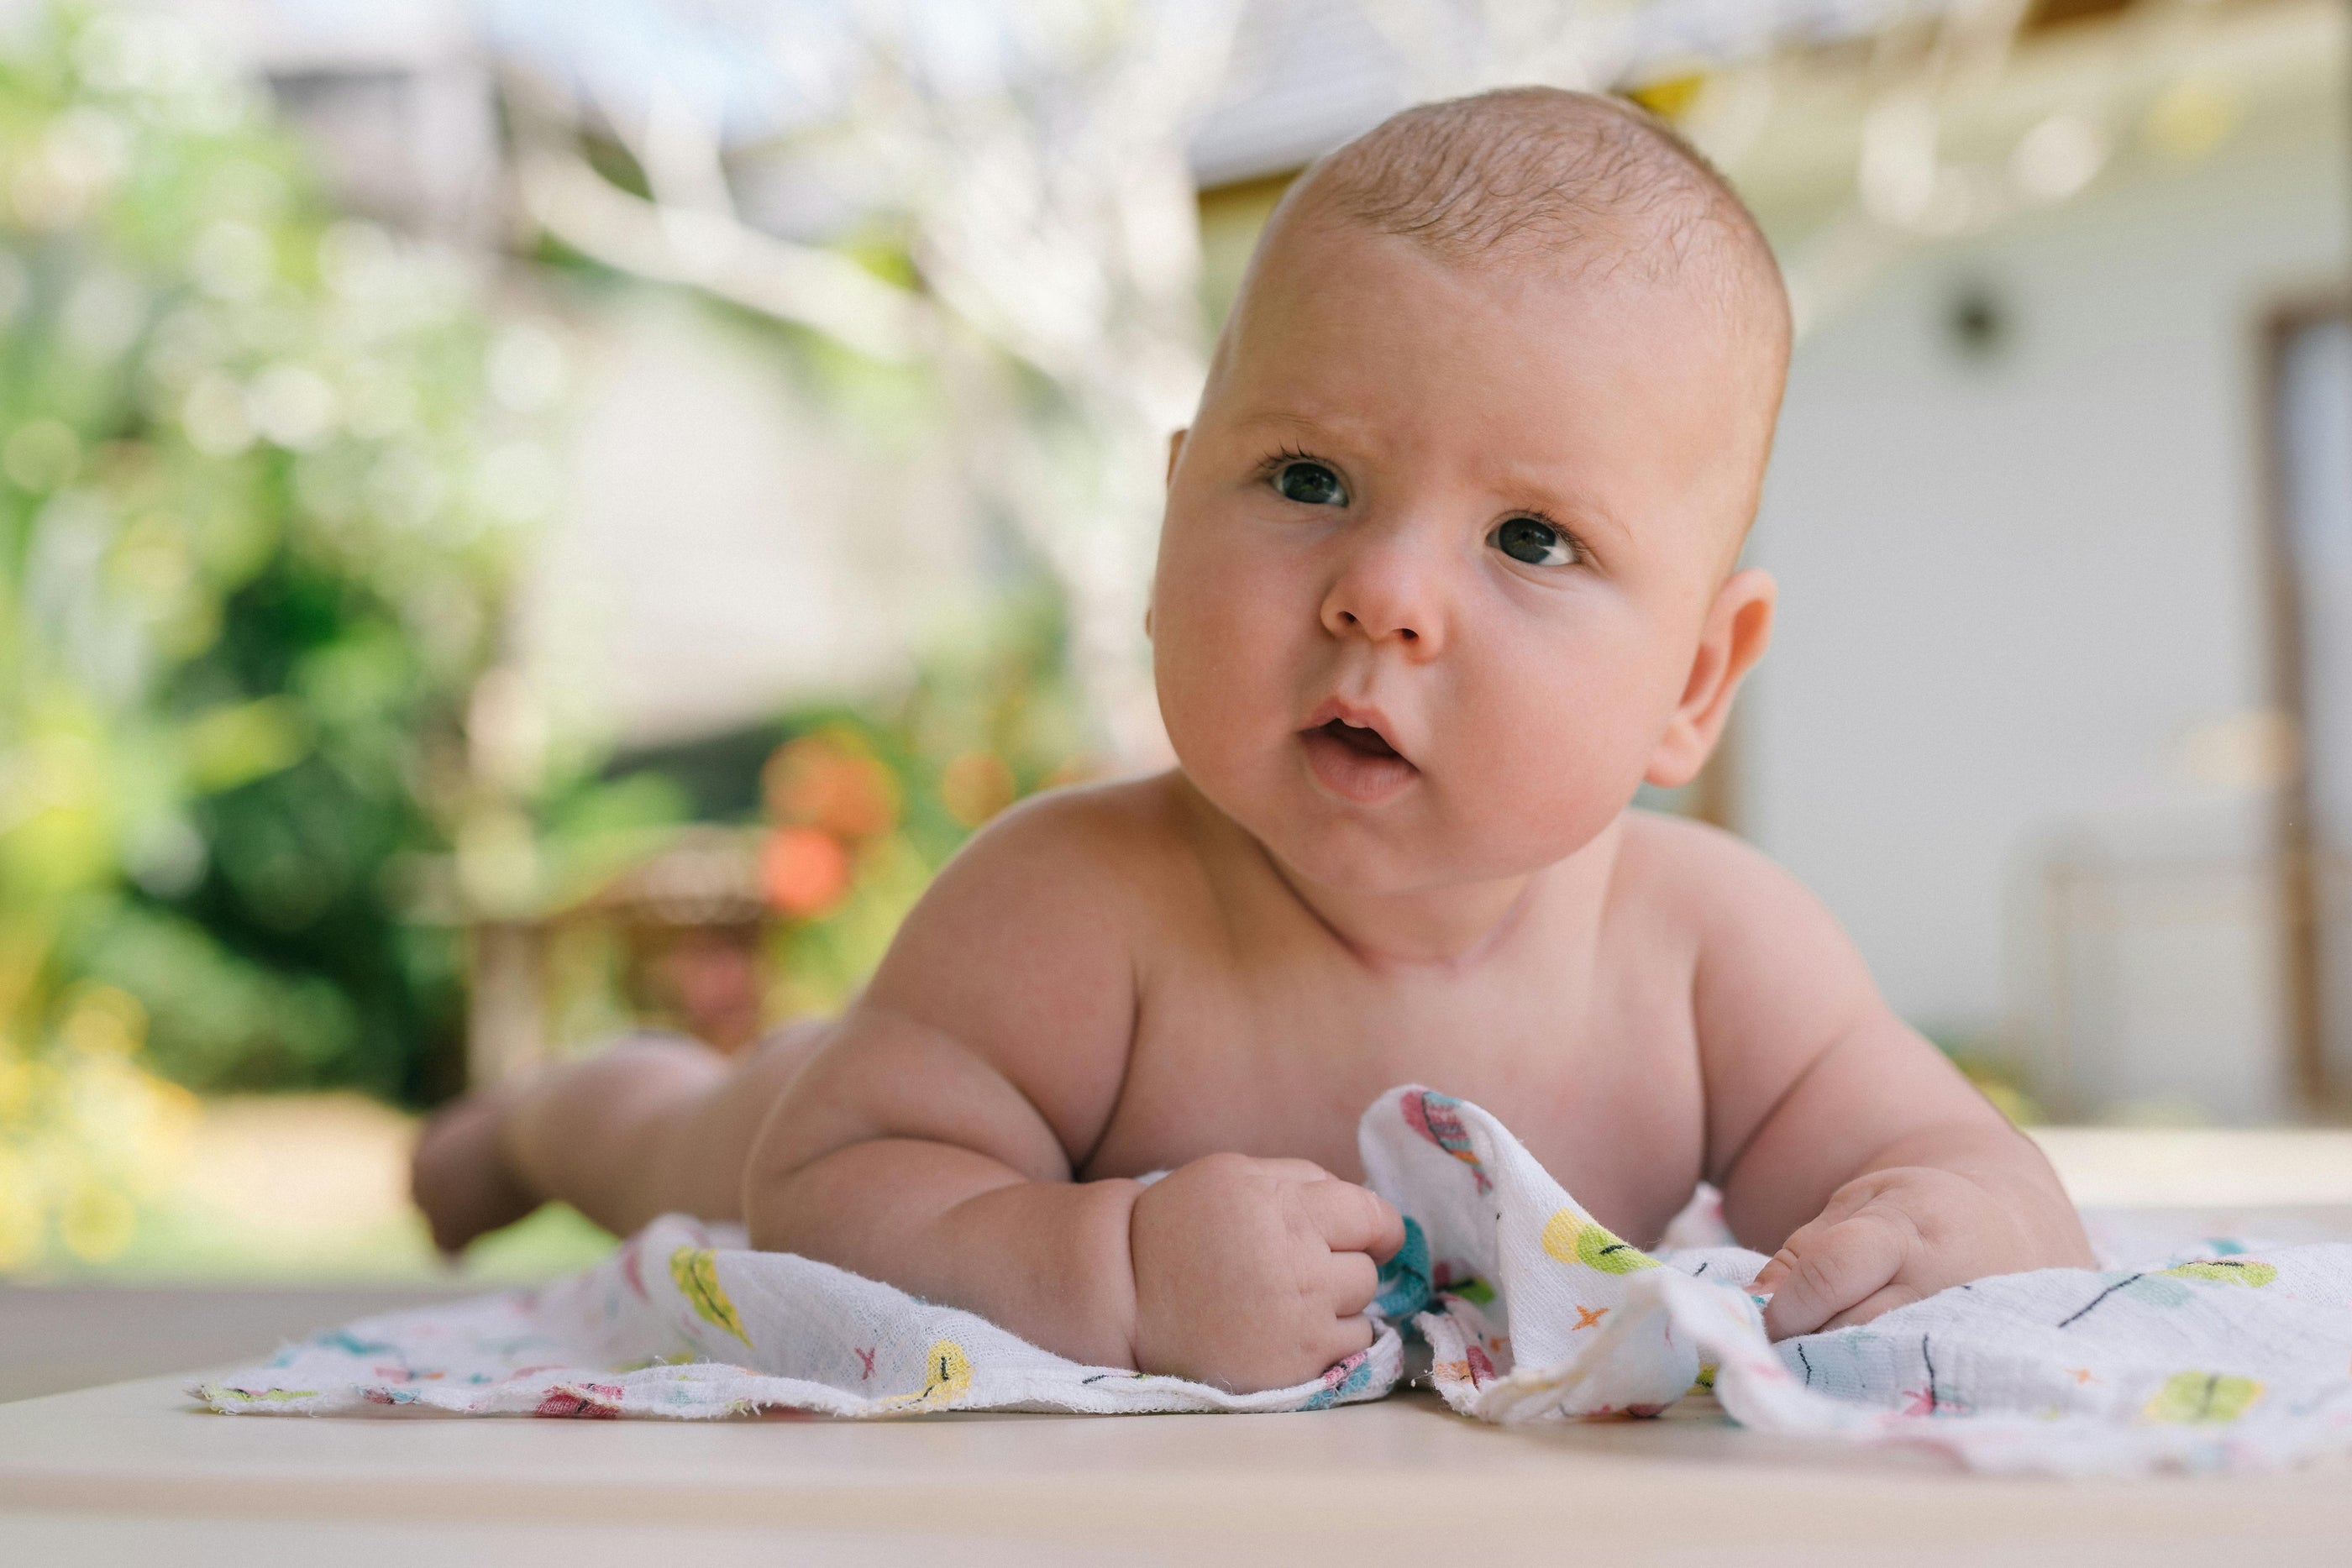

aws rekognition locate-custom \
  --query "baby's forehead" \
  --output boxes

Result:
[1226,87,1789,382]
[1216,208,1777,447]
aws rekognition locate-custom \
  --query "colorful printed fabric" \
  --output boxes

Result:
[195,1087,2352,1474]
[195,1221,1404,1420]
[1364,1087,2352,1474]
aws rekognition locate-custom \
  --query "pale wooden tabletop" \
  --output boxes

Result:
[3,1368,2351,1565]
[8,1129,2352,1565]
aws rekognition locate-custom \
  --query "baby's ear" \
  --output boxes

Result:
[1165,427,1188,488]
[1646,568,1775,789]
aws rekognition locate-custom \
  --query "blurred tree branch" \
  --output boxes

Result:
[506,69,929,364]
[499,0,1247,768]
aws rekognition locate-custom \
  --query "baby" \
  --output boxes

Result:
[415,87,2092,1394]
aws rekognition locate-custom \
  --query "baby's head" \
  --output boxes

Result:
[1151,87,1790,895]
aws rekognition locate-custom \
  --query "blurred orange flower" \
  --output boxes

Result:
[764,735,900,841]
[760,826,851,918]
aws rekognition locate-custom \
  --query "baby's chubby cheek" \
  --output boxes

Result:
[1148,557,1306,793]
[1427,679,1656,873]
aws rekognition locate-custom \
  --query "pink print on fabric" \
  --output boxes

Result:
[536,1382,626,1419]
[1401,1089,1491,1193]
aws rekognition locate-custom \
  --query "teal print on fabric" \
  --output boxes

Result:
[2055,1259,2277,1331]
[1777,1329,1884,1398]
[1373,1216,1432,1319]
[2057,1271,2195,1327]
[312,1328,402,1359]
[1301,1349,1377,1411]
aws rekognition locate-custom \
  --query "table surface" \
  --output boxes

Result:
[0,1283,479,1404]
[3,1361,2352,1565]
[13,1163,2352,1564]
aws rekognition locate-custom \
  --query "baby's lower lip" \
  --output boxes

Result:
[1299,721,1418,805]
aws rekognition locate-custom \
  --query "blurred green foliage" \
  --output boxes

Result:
[532,585,1090,1057]
[0,5,1099,1272]
[0,3,541,1263]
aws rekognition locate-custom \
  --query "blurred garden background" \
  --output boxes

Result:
[0,0,2346,1291]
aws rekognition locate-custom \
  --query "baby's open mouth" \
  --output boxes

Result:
[1312,717,1401,760]
[1299,716,1417,804]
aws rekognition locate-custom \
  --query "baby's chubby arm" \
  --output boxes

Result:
[1686,829,2093,1338]
[741,789,1402,1391]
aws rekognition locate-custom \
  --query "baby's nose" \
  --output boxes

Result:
[1332,608,1418,642]
[1319,548,1446,654]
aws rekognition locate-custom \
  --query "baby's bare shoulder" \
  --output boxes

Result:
[900,771,1200,945]
[959,771,1197,878]
[836,775,1200,1162]
[1610,809,1875,1015]
[1612,811,1896,1178]
[1609,809,1804,931]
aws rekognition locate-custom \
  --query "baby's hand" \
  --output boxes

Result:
[1752,1165,2078,1339]
[1128,1153,1404,1393]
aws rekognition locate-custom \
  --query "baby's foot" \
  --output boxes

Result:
[411,1083,539,1256]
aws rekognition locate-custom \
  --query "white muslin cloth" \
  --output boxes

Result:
[197,1086,2352,1475]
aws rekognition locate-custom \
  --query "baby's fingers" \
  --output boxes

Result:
[1298,1178,1406,1263]
[1310,1305,1378,1377]
[1760,1213,1908,1340]
[1315,1248,1381,1319]
[1821,1279,1925,1331]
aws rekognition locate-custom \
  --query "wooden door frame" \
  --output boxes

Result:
[2259,292,2351,1114]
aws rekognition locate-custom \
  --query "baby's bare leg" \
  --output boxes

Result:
[412,1020,828,1251]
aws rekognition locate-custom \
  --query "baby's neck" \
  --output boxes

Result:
[1252,811,1625,972]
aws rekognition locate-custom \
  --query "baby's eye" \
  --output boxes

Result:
[1273,460,1347,507]
[1489,516,1578,568]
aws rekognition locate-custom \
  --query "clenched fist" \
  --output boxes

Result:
[1129,1153,1405,1393]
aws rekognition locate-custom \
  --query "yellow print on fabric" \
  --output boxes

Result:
[2160,1260,2279,1288]
[879,1340,974,1410]
[2142,1371,2264,1424]
[669,1246,753,1345]
[1540,1209,1661,1275]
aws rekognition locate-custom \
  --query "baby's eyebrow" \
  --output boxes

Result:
[1465,456,1629,539]
[1226,404,1382,448]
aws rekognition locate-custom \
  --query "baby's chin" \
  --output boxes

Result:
[1192,763,1602,899]
[1281,823,1593,899]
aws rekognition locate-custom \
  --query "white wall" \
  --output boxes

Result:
[1744,116,2349,1120]
[517,296,993,747]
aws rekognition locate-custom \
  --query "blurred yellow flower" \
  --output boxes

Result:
[939,750,1016,828]
[59,1181,135,1262]
[0,983,198,1273]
